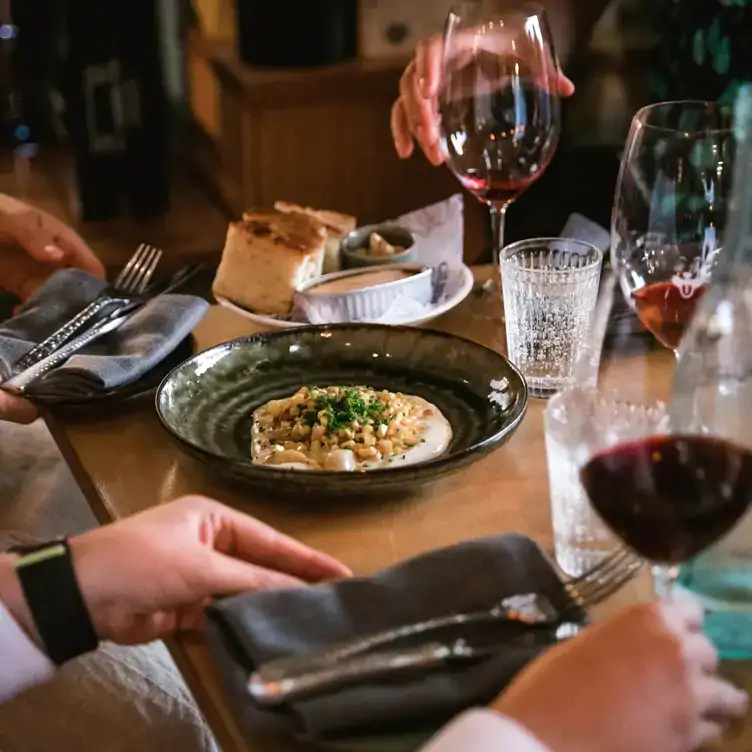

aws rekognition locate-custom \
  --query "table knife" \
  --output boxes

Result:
[248,628,563,707]
[253,592,560,683]
[1,310,133,394]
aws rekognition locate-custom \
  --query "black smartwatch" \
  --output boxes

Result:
[8,539,99,665]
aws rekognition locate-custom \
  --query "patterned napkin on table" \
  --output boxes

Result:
[0,269,208,397]
[205,534,586,743]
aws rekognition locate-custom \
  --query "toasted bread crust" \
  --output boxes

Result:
[274,202,356,238]
[239,208,327,253]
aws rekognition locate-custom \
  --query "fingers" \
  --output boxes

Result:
[398,63,443,165]
[198,499,352,582]
[2,208,105,279]
[391,99,414,159]
[691,675,748,752]
[56,230,106,279]
[684,632,719,675]
[696,675,748,717]
[205,551,307,595]
[557,71,576,97]
[415,35,443,98]
[658,591,705,636]
[392,26,575,164]
[692,719,726,749]
[0,392,39,424]
[5,214,64,264]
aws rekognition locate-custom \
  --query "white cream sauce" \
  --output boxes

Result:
[250,394,452,473]
[308,269,413,294]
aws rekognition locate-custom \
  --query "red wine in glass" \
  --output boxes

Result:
[631,281,708,350]
[580,435,752,565]
[456,168,549,206]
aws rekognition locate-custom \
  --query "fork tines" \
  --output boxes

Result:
[115,243,163,295]
[563,548,643,616]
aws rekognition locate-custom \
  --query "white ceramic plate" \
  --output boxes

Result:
[214,264,475,330]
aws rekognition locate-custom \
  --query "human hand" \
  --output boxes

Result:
[55,496,350,645]
[0,391,38,424]
[0,194,105,301]
[493,596,748,752]
[391,34,575,166]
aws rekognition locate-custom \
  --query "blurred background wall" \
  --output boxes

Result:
[0,0,656,267]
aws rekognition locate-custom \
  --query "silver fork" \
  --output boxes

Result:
[251,548,643,685]
[13,244,163,372]
[563,547,644,616]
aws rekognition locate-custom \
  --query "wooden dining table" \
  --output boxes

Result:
[43,267,752,751]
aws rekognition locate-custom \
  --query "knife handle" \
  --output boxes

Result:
[248,642,455,707]
[2,312,131,394]
[14,296,129,373]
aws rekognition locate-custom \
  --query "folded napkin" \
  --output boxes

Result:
[0,269,209,395]
[206,534,583,742]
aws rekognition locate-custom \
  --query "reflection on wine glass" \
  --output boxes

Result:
[439,2,561,301]
[611,101,735,353]
[581,432,752,598]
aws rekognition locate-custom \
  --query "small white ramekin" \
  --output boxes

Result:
[293,264,433,323]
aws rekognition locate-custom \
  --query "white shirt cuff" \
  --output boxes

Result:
[420,709,550,752]
[0,601,55,702]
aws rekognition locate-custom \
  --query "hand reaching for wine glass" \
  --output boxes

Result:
[396,4,569,303]
[391,32,575,166]
[494,595,748,752]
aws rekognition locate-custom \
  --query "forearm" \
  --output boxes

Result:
[0,555,54,702]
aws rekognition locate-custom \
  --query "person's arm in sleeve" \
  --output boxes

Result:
[419,709,549,752]
[0,600,54,703]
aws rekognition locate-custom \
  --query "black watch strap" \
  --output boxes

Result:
[8,539,99,665]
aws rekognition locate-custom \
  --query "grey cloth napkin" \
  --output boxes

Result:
[205,534,583,742]
[0,269,209,394]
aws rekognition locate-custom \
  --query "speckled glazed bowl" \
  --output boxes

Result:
[155,325,528,499]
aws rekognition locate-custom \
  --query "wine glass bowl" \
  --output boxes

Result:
[439,2,561,295]
[611,101,736,351]
[580,432,752,595]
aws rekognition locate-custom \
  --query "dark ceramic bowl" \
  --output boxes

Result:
[155,325,528,498]
[340,224,416,268]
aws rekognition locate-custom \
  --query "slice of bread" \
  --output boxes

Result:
[212,209,327,316]
[274,201,357,274]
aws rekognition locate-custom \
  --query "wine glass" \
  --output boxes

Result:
[439,2,561,299]
[579,423,752,598]
[611,101,736,354]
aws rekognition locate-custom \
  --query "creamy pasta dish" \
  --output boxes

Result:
[251,385,452,472]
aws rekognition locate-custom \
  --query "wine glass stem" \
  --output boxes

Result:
[652,563,680,599]
[489,204,507,271]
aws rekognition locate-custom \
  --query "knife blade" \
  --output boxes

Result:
[248,626,565,707]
